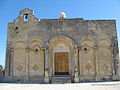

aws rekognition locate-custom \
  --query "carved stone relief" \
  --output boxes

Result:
[28,40,44,76]
[97,38,112,76]
[13,40,26,76]
[79,39,96,80]
[32,64,39,71]
[16,65,23,71]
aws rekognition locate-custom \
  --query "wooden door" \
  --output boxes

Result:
[55,52,69,75]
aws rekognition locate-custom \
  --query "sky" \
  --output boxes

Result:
[0,0,120,67]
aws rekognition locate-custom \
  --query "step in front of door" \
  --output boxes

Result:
[52,76,71,84]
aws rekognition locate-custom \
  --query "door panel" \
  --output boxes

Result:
[55,52,69,75]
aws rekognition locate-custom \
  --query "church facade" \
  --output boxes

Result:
[5,8,120,83]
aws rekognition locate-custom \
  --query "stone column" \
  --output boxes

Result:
[95,47,101,80]
[79,48,82,78]
[5,49,10,77]
[10,48,14,76]
[111,47,115,74]
[44,47,49,83]
[45,49,49,69]
[25,48,29,81]
[111,46,119,80]
[74,45,79,83]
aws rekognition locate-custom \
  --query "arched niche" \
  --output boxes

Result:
[49,36,75,76]
[79,38,95,80]
[49,36,74,51]
[97,38,113,77]
[80,38,95,47]
[28,39,44,77]
[13,40,27,77]
[98,38,111,47]
[28,39,42,48]
[14,40,26,49]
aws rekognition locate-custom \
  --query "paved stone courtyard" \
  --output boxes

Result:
[0,81,120,90]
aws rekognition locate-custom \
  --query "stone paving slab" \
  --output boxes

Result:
[0,81,120,90]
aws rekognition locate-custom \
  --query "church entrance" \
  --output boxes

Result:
[54,52,69,75]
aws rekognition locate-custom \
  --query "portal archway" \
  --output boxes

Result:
[49,36,75,75]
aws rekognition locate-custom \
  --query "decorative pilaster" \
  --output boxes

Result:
[74,45,79,83]
[79,47,82,78]
[5,49,11,77]
[45,49,49,70]
[25,48,29,81]
[111,47,115,75]
[44,42,49,83]
[111,46,120,80]
[10,48,14,76]
[94,46,101,80]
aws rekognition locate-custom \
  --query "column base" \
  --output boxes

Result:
[95,75,101,81]
[74,77,79,83]
[44,69,49,83]
[23,76,29,82]
[44,77,49,83]
[112,75,120,81]
[74,70,79,83]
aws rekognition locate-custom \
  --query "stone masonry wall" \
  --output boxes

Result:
[5,8,120,82]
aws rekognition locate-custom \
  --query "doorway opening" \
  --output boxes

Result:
[54,52,69,75]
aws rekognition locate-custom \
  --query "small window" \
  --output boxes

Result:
[34,48,40,54]
[83,47,88,53]
[15,27,18,29]
[84,48,87,51]
[24,12,29,22]
[35,48,39,53]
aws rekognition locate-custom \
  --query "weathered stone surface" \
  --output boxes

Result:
[5,8,120,83]
[0,71,4,82]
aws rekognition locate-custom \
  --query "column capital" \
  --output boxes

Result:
[45,41,49,49]
[45,48,49,55]
[74,44,78,49]
[25,47,30,52]
[10,48,14,51]
[74,46,78,56]
[93,46,98,50]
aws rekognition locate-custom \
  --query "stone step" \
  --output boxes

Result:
[52,76,71,84]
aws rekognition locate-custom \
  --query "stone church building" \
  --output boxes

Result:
[5,8,120,83]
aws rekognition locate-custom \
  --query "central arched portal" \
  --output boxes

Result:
[49,36,74,76]
[53,44,70,75]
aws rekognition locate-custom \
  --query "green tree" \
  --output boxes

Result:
[0,65,4,71]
